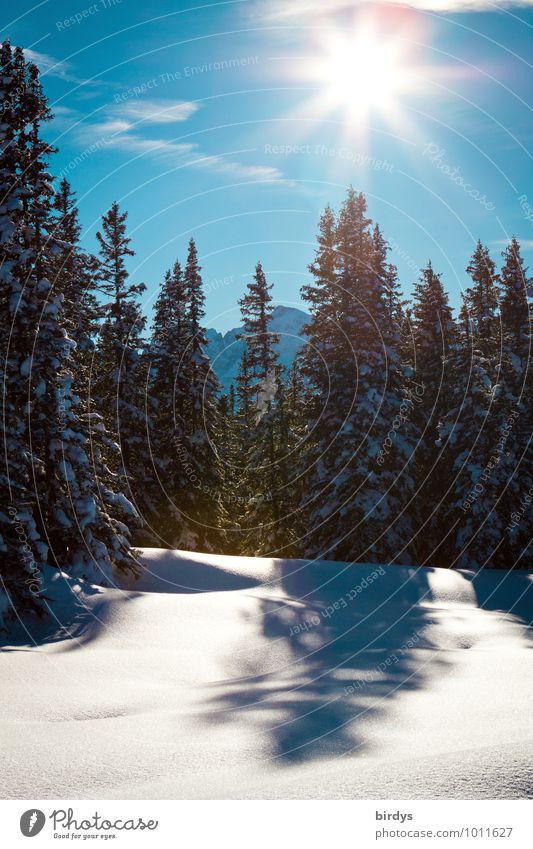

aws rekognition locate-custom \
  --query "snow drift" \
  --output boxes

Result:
[0,549,531,799]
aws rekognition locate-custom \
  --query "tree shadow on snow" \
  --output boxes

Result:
[202,561,447,764]
[0,579,140,652]
[467,568,533,632]
[123,549,264,594]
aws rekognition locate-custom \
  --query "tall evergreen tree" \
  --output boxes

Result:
[0,44,137,626]
[234,262,301,555]
[499,237,531,387]
[148,260,195,543]
[300,203,338,392]
[299,189,416,564]
[93,202,152,527]
[409,262,457,562]
[464,240,500,360]
[51,178,99,410]
[0,43,51,620]
[183,240,213,428]
[238,262,280,394]
[163,239,225,551]
[496,238,533,565]
[372,223,405,338]
[435,244,507,568]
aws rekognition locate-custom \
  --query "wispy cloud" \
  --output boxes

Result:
[117,99,199,125]
[91,118,133,135]
[23,47,105,87]
[105,133,195,159]
[106,132,284,181]
[189,154,284,182]
[492,239,533,249]
[257,0,533,16]
[70,106,284,184]
[24,48,70,78]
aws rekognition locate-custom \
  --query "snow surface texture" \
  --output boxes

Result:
[1,549,532,800]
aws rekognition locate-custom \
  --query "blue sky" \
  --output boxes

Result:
[3,0,533,331]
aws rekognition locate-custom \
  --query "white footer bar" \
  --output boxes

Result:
[0,799,530,847]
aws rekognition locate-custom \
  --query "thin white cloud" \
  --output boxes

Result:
[190,153,284,181]
[24,48,70,78]
[109,133,284,181]
[72,113,285,183]
[492,239,533,249]
[117,99,199,125]
[106,134,195,159]
[23,47,105,87]
[53,105,76,115]
[92,119,133,135]
[257,0,533,16]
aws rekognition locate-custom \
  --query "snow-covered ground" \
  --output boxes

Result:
[1,549,532,799]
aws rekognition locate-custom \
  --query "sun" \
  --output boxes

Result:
[277,16,420,149]
[308,25,412,125]
[322,36,403,115]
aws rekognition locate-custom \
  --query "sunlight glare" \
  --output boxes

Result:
[316,27,410,120]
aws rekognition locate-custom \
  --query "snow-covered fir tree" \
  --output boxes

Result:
[0,44,138,626]
[234,262,292,555]
[93,202,153,530]
[299,188,416,564]
[435,244,509,568]
[164,239,224,551]
[52,192,142,577]
[372,223,405,339]
[50,180,98,401]
[464,239,500,361]
[0,43,50,621]
[409,261,457,562]
[238,262,280,392]
[146,262,187,541]
[495,238,533,564]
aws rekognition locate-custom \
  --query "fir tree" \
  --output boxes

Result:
[51,178,98,410]
[499,237,532,380]
[148,260,192,542]
[300,189,416,564]
[235,263,287,554]
[435,244,507,568]
[300,204,339,422]
[0,43,50,620]
[372,223,405,339]
[409,262,457,562]
[464,240,500,360]
[166,239,225,551]
[238,261,280,396]
[434,346,506,568]
[93,202,152,527]
[495,238,533,565]
[0,44,137,625]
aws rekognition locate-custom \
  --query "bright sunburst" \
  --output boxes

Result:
[314,25,411,122]
[319,31,406,117]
